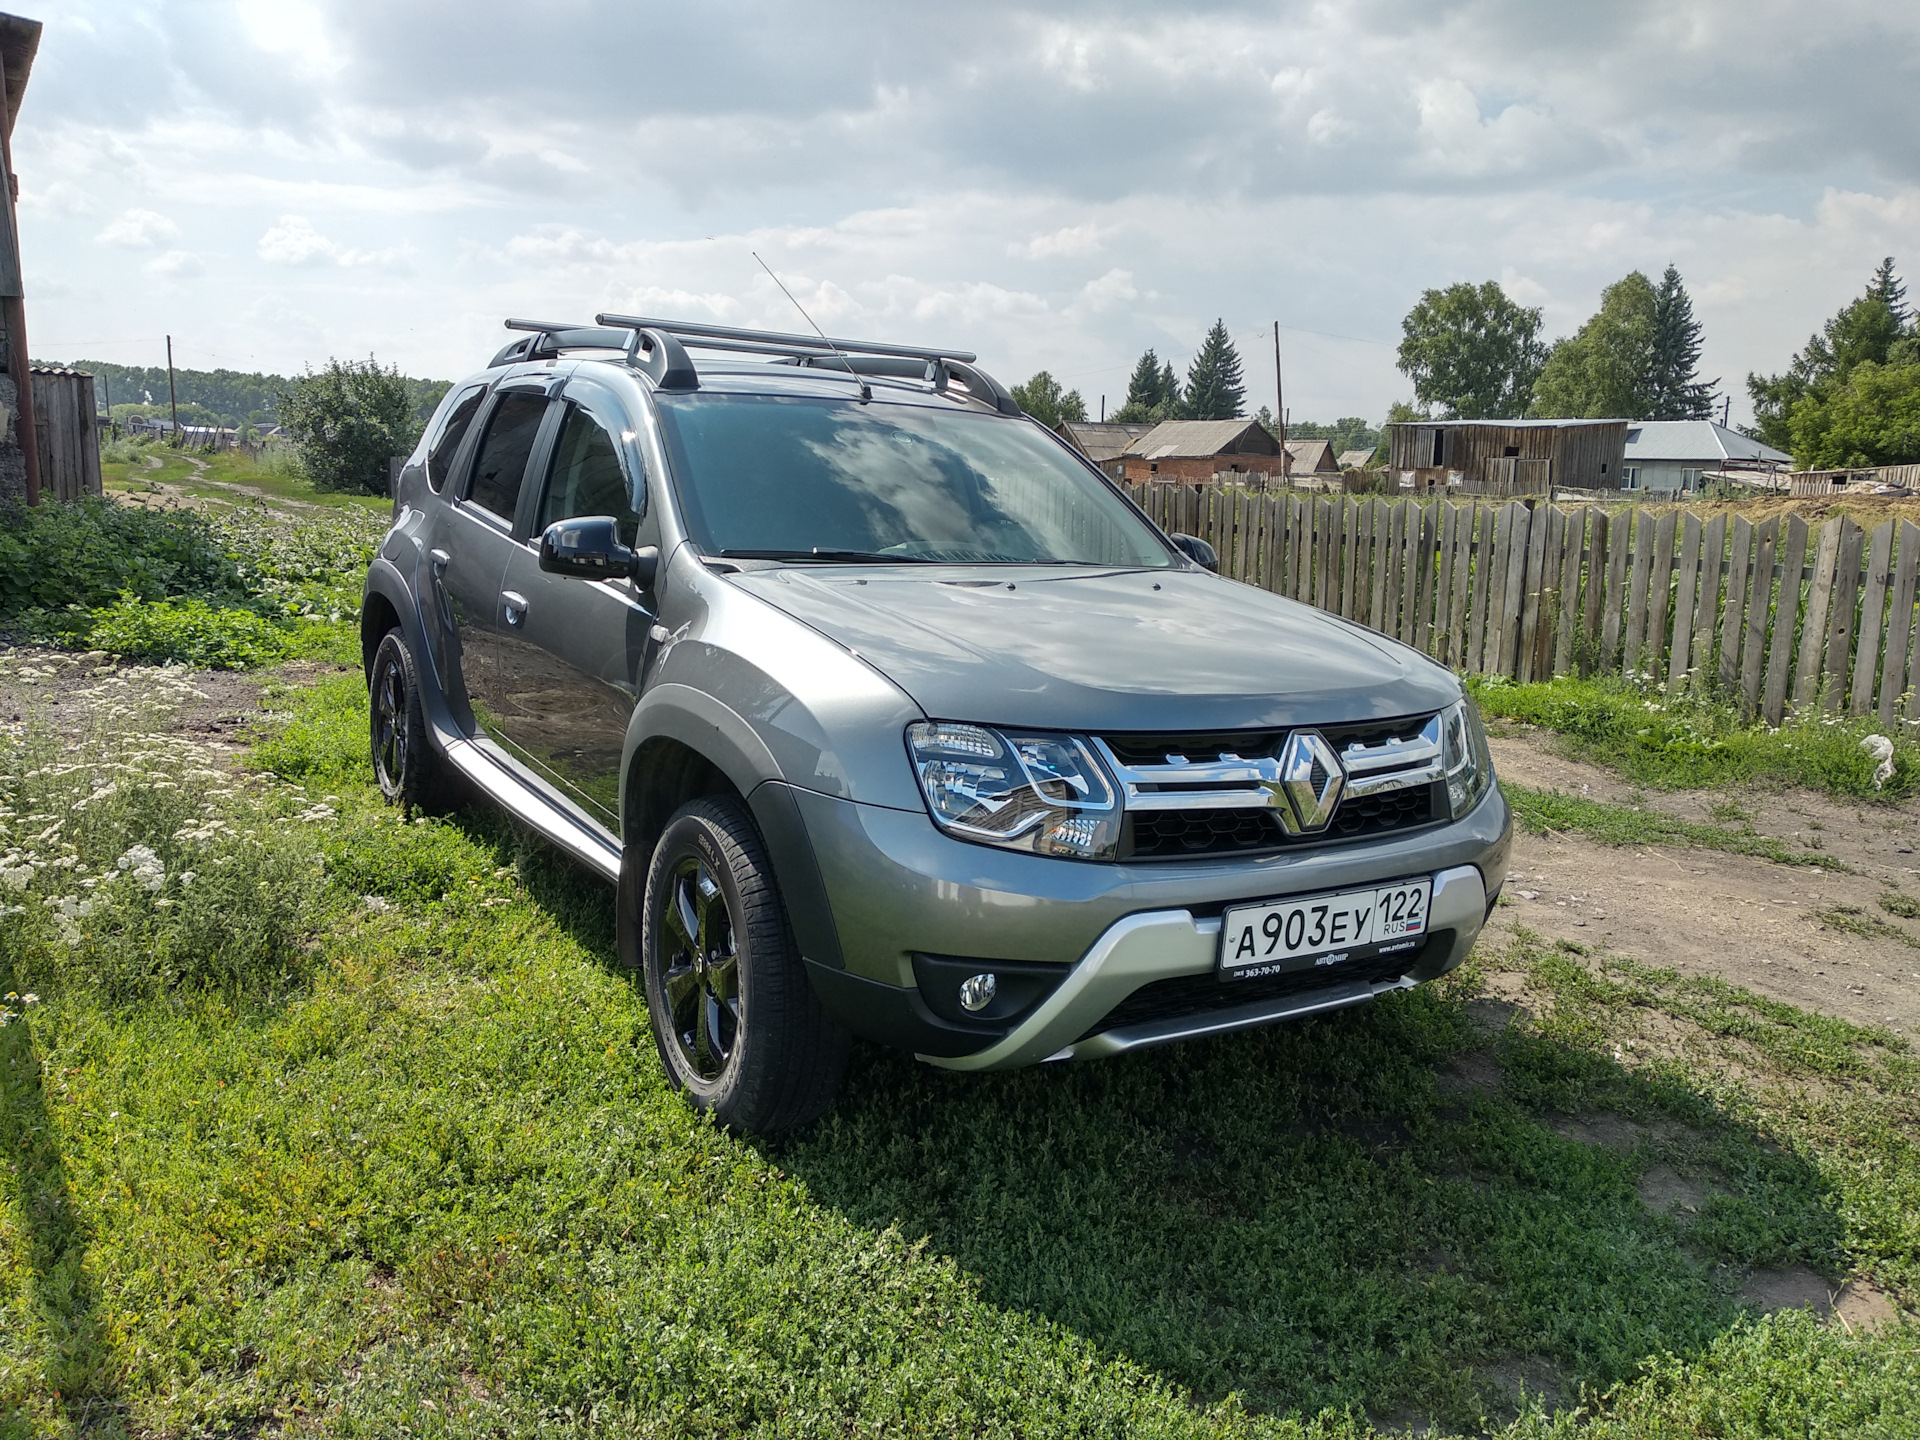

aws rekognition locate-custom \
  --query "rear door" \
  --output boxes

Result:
[492,376,658,828]
[430,382,556,736]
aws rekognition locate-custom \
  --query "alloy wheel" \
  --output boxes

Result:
[659,855,741,1080]
[372,653,408,797]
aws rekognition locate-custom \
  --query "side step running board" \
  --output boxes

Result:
[442,738,623,882]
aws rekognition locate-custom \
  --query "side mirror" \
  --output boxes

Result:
[539,516,659,589]
[1171,532,1218,573]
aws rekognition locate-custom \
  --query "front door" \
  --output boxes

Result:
[433,384,554,737]
[492,380,658,829]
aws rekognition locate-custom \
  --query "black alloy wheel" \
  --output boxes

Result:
[658,852,741,1080]
[639,796,850,1132]
[368,628,450,813]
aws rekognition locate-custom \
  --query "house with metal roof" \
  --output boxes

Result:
[1117,417,1282,483]
[1621,420,1792,494]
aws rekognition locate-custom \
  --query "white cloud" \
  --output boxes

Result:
[1013,224,1109,260]
[257,214,411,270]
[96,208,178,248]
[143,249,202,278]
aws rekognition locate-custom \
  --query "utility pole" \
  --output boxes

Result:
[1273,320,1288,477]
[1722,394,1731,428]
[1099,394,1105,423]
[102,374,111,437]
[165,334,179,442]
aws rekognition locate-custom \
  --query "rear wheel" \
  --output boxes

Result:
[640,795,848,1132]
[368,628,452,813]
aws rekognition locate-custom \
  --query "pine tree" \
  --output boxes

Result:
[1646,265,1717,420]
[1868,256,1908,318]
[1112,348,1180,423]
[1182,319,1245,421]
[1122,350,1163,411]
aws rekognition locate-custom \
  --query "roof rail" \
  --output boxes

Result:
[595,313,977,366]
[492,315,1015,412]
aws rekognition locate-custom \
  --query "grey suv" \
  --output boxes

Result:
[363,316,1512,1131]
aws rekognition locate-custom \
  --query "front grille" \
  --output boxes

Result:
[1102,712,1448,860]
[1079,940,1437,1041]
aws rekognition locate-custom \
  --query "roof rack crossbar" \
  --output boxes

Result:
[595,313,975,366]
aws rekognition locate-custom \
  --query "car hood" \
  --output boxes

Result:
[724,564,1459,732]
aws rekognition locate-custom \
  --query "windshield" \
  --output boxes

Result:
[653,393,1173,567]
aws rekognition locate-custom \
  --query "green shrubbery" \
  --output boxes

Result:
[1469,671,1920,798]
[0,494,381,668]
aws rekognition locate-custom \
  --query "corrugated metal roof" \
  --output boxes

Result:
[1623,420,1791,465]
[1126,418,1274,460]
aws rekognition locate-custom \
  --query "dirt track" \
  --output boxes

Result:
[1487,731,1920,1038]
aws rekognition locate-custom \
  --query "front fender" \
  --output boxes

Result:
[622,682,783,820]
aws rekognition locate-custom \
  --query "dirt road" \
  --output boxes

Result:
[1488,731,1920,1038]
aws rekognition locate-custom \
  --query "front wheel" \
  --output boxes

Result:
[640,796,848,1132]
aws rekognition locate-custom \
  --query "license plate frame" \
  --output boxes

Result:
[1218,877,1432,982]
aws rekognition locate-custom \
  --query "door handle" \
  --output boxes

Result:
[429,547,451,577]
[502,591,529,627]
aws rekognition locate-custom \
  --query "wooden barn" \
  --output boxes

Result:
[1385,417,1627,494]
[30,364,101,500]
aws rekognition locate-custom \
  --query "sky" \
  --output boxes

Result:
[16,0,1920,425]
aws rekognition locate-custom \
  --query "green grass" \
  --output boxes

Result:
[1810,905,1920,949]
[1469,673,1920,800]
[103,446,391,516]
[1,673,1915,1437]
[1502,782,1851,870]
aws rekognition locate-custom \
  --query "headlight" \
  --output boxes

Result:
[906,722,1122,860]
[1441,697,1493,818]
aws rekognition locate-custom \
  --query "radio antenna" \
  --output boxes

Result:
[751,250,869,400]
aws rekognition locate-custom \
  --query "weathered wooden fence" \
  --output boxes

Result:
[1127,484,1920,726]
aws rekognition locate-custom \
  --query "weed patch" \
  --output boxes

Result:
[1502,782,1850,869]
[1471,672,1920,799]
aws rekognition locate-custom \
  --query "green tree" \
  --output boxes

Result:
[1749,258,1914,457]
[1789,359,1920,468]
[1111,347,1181,422]
[1396,281,1546,419]
[279,357,421,494]
[1530,270,1660,419]
[1647,265,1716,420]
[1182,319,1246,420]
[1009,371,1087,428]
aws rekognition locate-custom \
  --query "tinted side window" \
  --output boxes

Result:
[426,386,485,493]
[537,403,639,546]
[467,391,548,520]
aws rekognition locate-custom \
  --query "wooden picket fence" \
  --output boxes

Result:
[1126,484,1920,727]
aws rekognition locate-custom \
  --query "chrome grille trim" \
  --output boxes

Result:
[1339,713,1444,799]
[1093,712,1444,816]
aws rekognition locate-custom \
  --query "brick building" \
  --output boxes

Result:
[1117,418,1283,483]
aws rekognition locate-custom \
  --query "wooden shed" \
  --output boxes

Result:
[1385,418,1627,494]
[30,364,101,500]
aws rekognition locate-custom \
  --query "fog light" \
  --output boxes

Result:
[958,973,998,1012]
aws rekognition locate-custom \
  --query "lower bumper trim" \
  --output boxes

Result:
[1060,975,1415,1061]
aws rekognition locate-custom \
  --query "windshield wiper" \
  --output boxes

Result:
[716,548,935,564]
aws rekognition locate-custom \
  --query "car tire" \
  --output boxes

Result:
[368,628,454,814]
[640,795,849,1132]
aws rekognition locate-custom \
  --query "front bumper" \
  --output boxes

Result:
[922,863,1487,1071]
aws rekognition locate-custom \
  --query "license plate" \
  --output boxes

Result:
[1219,878,1431,980]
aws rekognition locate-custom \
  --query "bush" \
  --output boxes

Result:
[280,356,419,494]
[84,595,289,669]
[0,496,246,621]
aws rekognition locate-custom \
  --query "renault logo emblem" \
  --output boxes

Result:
[1269,730,1345,834]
